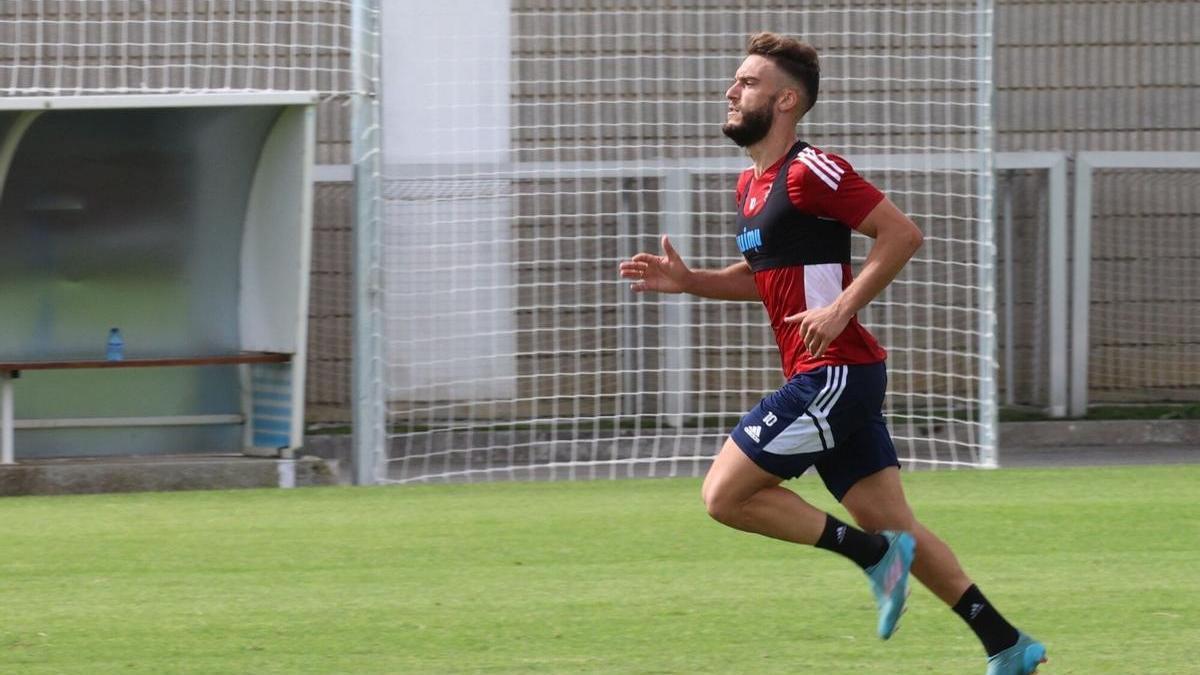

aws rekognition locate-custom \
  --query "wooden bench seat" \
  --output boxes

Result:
[0,352,292,463]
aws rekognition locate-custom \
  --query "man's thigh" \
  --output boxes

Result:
[702,436,784,505]
[839,466,915,532]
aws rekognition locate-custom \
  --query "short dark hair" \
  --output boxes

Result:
[746,32,820,114]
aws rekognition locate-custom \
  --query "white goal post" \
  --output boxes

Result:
[379,2,998,483]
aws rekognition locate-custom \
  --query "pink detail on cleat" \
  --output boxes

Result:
[884,556,904,593]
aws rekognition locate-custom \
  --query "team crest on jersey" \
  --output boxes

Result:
[746,185,771,213]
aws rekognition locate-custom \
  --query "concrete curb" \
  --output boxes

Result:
[4,420,1194,496]
[999,420,1200,448]
[0,455,339,497]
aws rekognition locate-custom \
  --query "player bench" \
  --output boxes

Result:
[0,352,292,464]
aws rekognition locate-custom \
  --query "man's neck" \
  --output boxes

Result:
[748,129,799,178]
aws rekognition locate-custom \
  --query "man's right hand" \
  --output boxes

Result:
[618,235,692,294]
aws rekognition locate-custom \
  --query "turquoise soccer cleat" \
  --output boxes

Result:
[863,530,915,639]
[986,632,1047,674]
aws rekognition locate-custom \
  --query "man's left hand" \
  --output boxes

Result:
[784,304,852,358]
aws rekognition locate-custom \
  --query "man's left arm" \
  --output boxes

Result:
[784,198,923,357]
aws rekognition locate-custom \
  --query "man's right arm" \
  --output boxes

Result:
[682,261,759,300]
[618,235,759,301]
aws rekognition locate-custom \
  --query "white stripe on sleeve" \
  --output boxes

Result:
[805,148,845,176]
[797,155,839,190]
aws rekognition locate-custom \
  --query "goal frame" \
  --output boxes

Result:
[359,1,1000,483]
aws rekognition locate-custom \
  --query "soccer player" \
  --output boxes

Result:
[618,33,1046,674]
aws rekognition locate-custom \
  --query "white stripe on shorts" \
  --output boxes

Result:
[808,365,839,411]
[812,366,847,444]
[761,366,849,456]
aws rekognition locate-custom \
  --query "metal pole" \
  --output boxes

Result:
[661,170,692,429]
[1070,155,1095,418]
[1002,179,1014,407]
[976,0,998,467]
[1046,155,1069,417]
[1,372,13,464]
[616,185,638,420]
[352,0,386,484]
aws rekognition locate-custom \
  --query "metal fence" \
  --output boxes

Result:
[0,0,1195,432]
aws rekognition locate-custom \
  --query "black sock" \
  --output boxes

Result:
[813,514,888,570]
[953,584,1020,657]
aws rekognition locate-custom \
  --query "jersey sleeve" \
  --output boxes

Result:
[786,148,885,229]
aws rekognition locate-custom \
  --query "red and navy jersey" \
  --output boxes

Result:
[735,141,888,377]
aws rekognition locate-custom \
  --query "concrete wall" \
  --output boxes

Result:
[0,1,1195,422]
[994,0,1200,405]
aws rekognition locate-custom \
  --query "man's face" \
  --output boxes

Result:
[722,55,788,147]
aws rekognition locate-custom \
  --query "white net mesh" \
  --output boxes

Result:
[0,0,354,96]
[1088,168,1200,404]
[380,2,997,482]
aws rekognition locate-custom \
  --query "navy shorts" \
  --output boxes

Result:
[730,362,900,501]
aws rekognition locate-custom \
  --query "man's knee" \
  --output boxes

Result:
[700,480,729,523]
[701,476,741,526]
[702,439,780,527]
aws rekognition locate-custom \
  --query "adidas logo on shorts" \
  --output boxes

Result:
[744,425,762,442]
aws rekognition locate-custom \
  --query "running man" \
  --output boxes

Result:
[618,33,1046,674]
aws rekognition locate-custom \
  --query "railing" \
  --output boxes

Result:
[313,150,1194,431]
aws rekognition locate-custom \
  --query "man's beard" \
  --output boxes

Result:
[722,96,776,147]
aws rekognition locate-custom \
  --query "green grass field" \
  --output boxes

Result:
[2,465,1198,674]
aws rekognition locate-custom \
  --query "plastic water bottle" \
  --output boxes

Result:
[106,328,124,361]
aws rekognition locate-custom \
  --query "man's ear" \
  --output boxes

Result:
[777,88,802,114]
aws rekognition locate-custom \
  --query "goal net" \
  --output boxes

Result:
[1084,167,1200,405]
[381,2,997,482]
[0,1,354,96]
